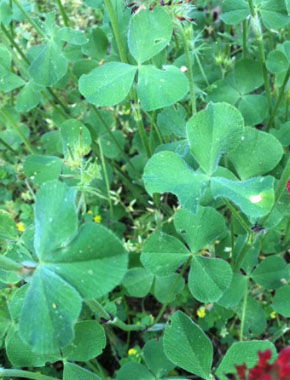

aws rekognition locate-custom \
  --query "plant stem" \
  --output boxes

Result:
[152,256,192,326]
[0,109,35,154]
[266,65,290,131]
[12,0,46,39]
[242,19,247,59]
[233,233,254,272]
[0,137,17,154]
[239,277,248,341]
[103,0,128,64]
[132,103,151,158]
[247,0,272,112]
[260,155,290,226]
[0,369,58,380]
[98,139,114,224]
[55,0,69,26]
[223,199,252,234]
[176,22,197,115]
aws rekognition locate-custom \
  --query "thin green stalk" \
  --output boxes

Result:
[103,0,128,63]
[55,0,69,26]
[0,369,58,380]
[86,299,111,320]
[133,103,151,158]
[98,139,114,224]
[1,24,29,63]
[233,234,254,272]
[266,65,290,131]
[0,137,17,154]
[223,199,252,234]
[239,277,249,341]
[92,107,139,175]
[0,109,35,154]
[176,22,197,115]
[242,19,247,59]
[108,318,145,331]
[12,0,46,39]
[152,256,192,326]
[261,155,290,226]
[247,0,272,112]
[285,92,289,121]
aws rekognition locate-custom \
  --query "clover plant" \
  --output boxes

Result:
[0,0,289,379]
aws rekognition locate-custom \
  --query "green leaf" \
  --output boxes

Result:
[34,180,78,258]
[259,0,289,30]
[29,41,68,86]
[99,130,125,159]
[252,256,288,289]
[217,273,247,308]
[79,62,137,106]
[221,0,250,24]
[163,311,213,379]
[137,65,189,111]
[6,326,59,367]
[215,341,276,380]
[186,102,244,175]
[143,151,208,212]
[62,320,106,361]
[81,27,108,60]
[128,7,172,64]
[240,296,267,337]
[61,119,92,156]
[45,223,128,299]
[63,363,101,380]
[116,362,155,380]
[188,256,232,302]
[153,273,185,303]
[141,231,189,276]
[157,104,187,138]
[266,50,289,74]
[210,176,275,218]
[0,68,25,92]
[19,267,82,354]
[0,44,12,70]
[56,27,88,45]
[0,210,17,240]
[238,95,268,126]
[228,127,283,180]
[23,155,63,185]
[233,59,264,94]
[174,207,226,253]
[273,285,290,317]
[122,267,154,297]
[15,81,41,113]
[143,339,174,378]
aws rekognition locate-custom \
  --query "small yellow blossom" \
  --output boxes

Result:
[270,311,276,319]
[197,306,206,318]
[87,210,93,215]
[93,215,102,223]
[128,348,137,356]
[16,222,25,232]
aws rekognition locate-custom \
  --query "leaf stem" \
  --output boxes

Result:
[103,0,128,64]
[242,19,247,59]
[233,233,254,273]
[0,109,35,154]
[247,0,272,112]
[266,65,290,131]
[152,256,192,326]
[0,369,58,380]
[55,0,69,26]
[11,0,46,39]
[176,22,197,116]
[98,139,114,224]
[223,199,252,234]
[239,277,248,341]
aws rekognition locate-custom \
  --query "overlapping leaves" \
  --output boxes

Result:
[143,102,277,220]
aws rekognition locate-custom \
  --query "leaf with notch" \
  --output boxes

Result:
[128,7,172,64]
[186,102,244,175]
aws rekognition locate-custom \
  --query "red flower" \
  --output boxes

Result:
[286,179,290,200]
[233,347,290,380]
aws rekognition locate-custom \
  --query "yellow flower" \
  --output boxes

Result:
[197,306,206,318]
[87,210,93,215]
[128,348,137,356]
[16,222,25,232]
[93,215,102,223]
[270,311,276,319]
